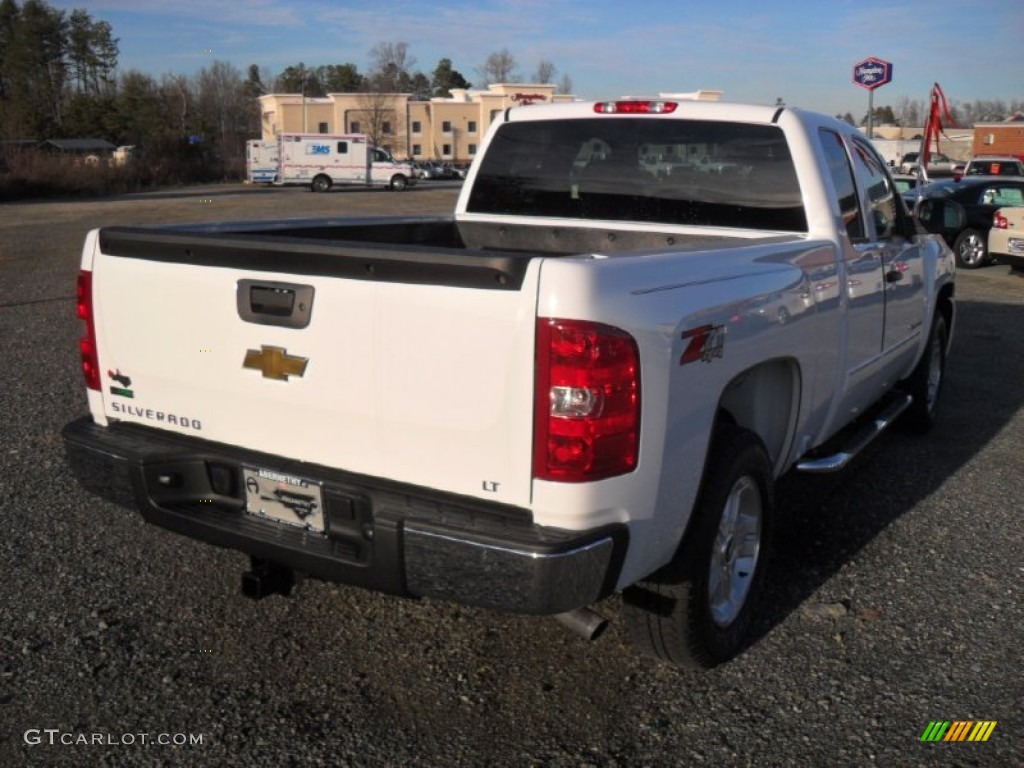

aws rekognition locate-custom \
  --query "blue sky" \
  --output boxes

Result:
[47,0,1024,117]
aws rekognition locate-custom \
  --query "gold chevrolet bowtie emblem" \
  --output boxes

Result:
[242,346,308,381]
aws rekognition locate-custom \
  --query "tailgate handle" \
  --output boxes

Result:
[237,280,315,329]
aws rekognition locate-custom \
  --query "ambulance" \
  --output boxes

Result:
[276,133,416,191]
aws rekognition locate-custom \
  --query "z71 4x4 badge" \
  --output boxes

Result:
[680,324,726,365]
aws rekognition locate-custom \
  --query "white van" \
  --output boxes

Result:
[276,133,416,191]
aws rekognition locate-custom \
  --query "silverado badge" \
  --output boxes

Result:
[243,346,308,381]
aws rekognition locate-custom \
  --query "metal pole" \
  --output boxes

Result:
[301,66,307,133]
[867,88,874,139]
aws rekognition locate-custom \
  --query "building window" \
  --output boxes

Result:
[318,122,329,134]
[382,121,392,135]
[412,121,422,134]
[442,144,452,156]
[467,121,477,133]
[412,144,422,156]
[468,144,477,155]
[351,121,360,134]
[442,121,452,133]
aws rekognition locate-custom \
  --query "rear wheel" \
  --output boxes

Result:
[623,425,773,668]
[311,175,331,193]
[899,311,948,434]
[953,228,988,268]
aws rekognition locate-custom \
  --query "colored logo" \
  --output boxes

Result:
[852,57,893,90]
[242,346,308,381]
[920,721,997,742]
[680,324,726,365]
[107,368,134,398]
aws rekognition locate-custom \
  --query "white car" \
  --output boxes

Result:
[990,206,1024,270]
[961,155,1024,179]
[898,151,958,176]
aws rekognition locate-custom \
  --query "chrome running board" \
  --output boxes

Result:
[796,394,912,474]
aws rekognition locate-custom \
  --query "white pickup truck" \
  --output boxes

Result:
[64,98,960,668]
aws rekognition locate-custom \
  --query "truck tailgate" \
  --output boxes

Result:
[85,229,540,509]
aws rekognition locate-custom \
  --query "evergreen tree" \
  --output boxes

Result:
[431,57,470,97]
[320,63,364,93]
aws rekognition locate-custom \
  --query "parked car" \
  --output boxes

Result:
[413,162,439,180]
[989,206,1024,270]
[960,155,1024,179]
[898,151,958,176]
[416,162,460,181]
[905,177,1024,268]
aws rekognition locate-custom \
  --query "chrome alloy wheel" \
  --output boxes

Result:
[708,475,763,628]
[956,232,985,266]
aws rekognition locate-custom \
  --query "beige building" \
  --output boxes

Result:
[259,84,575,163]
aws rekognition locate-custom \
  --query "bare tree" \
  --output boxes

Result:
[894,96,923,128]
[533,59,556,84]
[354,90,404,153]
[195,60,248,166]
[557,72,573,95]
[477,48,519,85]
[369,41,415,91]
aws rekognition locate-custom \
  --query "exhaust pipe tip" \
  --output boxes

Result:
[554,607,609,642]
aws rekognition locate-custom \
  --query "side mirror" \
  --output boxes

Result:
[913,198,966,236]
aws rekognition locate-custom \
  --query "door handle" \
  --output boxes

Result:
[237,280,315,329]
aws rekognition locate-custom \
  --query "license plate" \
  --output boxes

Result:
[1008,238,1024,255]
[243,467,325,532]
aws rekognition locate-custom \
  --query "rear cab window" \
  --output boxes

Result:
[467,118,807,231]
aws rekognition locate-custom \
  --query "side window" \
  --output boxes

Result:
[984,186,1024,206]
[851,138,899,239]
[337,141,348,154]
[819,129,864,240]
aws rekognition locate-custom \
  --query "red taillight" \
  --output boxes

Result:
[534,318,640,482]
[994,213,1008,230]
[594,100,678,115]
[77,270,100,391]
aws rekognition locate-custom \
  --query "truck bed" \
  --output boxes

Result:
[99,216,795,291]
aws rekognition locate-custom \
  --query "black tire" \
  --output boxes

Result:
[389,174,408,191]
[898,311,948,434]
[953,228,988,269]
[310,175,331,193]
[623,425,773,668]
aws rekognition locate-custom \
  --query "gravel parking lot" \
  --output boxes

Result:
[1,184,1021,766]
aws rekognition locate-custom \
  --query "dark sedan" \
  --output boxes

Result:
[903,177,1024,268]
